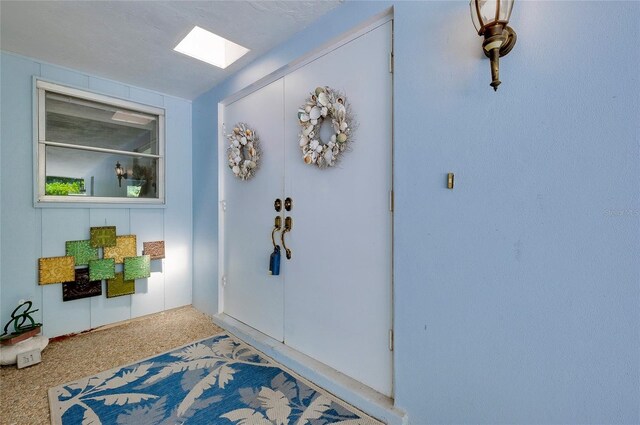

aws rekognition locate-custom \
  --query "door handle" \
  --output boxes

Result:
[281,216,293,259]
[271,216,282,248]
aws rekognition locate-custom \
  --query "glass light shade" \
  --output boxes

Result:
[470,0,514,34]
[498,0,514,21]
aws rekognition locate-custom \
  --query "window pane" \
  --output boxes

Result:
[45,146,159,199]
[45,176,86,196]
[45,93,158,155]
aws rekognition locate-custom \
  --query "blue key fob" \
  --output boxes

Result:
[269,246,281,276]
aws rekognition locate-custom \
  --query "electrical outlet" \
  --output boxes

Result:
[17,349,42,369]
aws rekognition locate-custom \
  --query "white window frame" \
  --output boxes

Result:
[34,79,166,206]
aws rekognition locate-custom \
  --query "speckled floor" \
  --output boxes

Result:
[0,306,221,425]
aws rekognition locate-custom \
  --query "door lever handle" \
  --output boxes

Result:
[271,216,282,249]
[281,216,293,259]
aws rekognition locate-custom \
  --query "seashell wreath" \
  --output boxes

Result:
[297,86,356,169]
[226,123,261,180]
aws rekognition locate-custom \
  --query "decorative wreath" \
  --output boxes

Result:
[226,123,261,180]
[297,86,356,168]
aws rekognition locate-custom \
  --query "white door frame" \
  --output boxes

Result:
[217,8,395,397]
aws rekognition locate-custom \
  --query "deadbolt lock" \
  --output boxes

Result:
[274,198,282,212]
[284,197,293,211]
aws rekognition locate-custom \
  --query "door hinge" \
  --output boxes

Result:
[389,51,394,74]
[389,190,394,212]
[222,275,227,286]
[220,200,227,212]
[389,329,394,351]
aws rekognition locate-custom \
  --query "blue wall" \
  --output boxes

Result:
[1,52,194,337]
[192,1,639,423]
[192,89,219,316]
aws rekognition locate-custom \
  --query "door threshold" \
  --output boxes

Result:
[212,313,407,425]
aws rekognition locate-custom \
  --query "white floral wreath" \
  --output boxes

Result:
[226,123,260,180]
[297,86,355,168]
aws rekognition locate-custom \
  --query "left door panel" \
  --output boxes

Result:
[222,79,285,341]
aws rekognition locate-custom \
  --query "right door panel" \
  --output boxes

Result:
[282,21,393,396]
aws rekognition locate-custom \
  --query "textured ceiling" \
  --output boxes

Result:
[0,1,341,100]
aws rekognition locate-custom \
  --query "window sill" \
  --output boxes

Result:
[35,196,166,209]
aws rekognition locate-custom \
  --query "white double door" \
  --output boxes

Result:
[222,21,393,396]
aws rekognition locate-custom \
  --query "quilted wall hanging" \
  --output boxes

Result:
[35,224,164,302]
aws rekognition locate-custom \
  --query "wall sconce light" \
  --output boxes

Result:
[470,0,517,91]
[115,161,127,187]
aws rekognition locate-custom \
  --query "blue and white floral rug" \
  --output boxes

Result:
[49,333,382,425]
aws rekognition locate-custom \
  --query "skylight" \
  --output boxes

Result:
[174,26,249,69]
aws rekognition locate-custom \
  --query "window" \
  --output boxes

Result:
[35,80,165,205]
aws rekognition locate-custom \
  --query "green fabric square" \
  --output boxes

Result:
[107,272,135,298]
[65,240,99,266]
[89,258,116,280]
[123,255,150,280]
